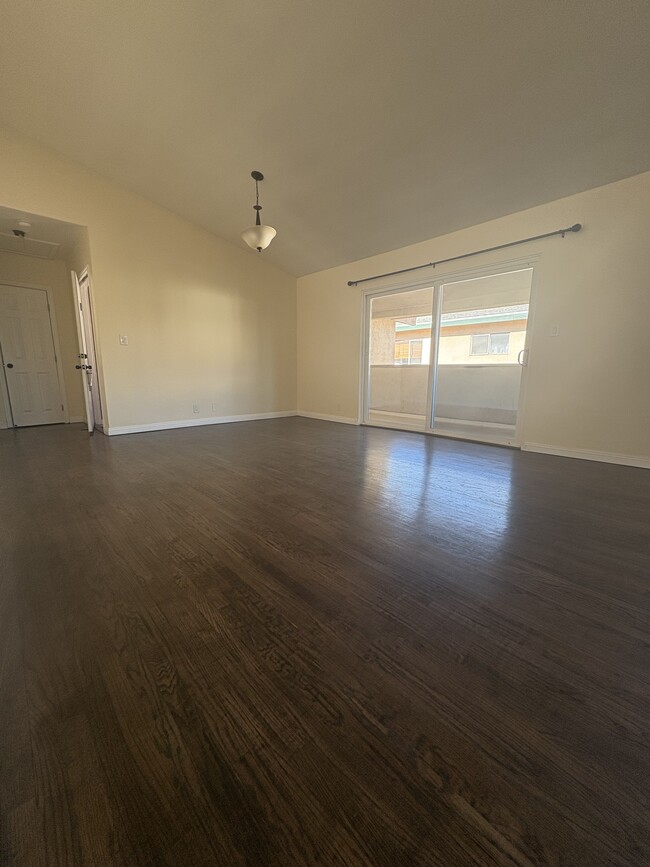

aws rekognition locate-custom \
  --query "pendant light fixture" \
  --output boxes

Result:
[241,170,277,252]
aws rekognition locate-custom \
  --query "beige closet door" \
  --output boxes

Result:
[0,285,66,427]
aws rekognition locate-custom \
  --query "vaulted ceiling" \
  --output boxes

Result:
[1,0,648,276]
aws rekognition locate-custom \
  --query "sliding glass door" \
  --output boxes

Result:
[367,287,434,431]
[431,268,533,443]
[363,266,534,446]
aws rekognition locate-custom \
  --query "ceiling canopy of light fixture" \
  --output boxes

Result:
[241,171,277,253]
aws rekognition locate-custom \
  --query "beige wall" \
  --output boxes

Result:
[0,252,86,427]
[298,172,650,459]
[0,125,296,431]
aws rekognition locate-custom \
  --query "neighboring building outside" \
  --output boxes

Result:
[370,305,529,367]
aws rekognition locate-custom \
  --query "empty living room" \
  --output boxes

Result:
[0,2,648,865]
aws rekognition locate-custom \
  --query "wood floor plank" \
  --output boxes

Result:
[1,418,648,865]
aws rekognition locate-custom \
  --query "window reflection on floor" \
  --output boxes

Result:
[361,433,513,550]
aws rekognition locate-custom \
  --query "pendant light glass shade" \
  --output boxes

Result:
[241,170,276,252]
[241,223,277,252]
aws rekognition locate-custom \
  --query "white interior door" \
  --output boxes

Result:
[71,271,95,432]
[79,273,102,429]
[0,285,66,427]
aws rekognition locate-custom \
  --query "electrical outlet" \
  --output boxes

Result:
[550,324,560,337]
[212,402,218,412]
[192,404,200,414]
[119,334,128,345]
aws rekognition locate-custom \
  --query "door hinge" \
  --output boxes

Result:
[79,302,83,310]
[61,404,64,411]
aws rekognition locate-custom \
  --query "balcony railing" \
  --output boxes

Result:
[369,363,521,425]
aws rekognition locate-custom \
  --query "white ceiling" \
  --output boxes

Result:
[0,206,85,260]
[0,1,648,276]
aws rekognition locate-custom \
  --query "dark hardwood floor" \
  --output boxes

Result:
[0,418,648,866]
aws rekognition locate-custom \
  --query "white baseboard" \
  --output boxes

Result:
[522,442,650,469]
[296,411,359,425]
[106,410,297,436]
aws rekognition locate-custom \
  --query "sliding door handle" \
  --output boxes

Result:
[517,349,529,367]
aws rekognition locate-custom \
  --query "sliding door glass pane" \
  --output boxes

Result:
[432,268,533,444]
[368,287,434,431]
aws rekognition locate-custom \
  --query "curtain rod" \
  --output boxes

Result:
[347,223,582,287]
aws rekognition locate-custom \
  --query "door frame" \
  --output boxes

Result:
[0,281,70,429]
[359,252,541,447]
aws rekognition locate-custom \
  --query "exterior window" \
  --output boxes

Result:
[489,333,510,354]
[470,334,489,355]
[395,339,423,365]
[470,333,510,356]
[395,341,409,363]
[409,340,423,363]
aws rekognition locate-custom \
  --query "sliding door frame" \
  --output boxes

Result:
[359,252,541,447]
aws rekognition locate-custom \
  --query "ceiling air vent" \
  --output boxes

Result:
[0,232,61,259]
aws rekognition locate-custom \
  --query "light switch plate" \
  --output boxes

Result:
[550,324,560,337]
[119,334,128,345]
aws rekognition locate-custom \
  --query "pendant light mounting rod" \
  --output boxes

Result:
[252,171,264,225]
[241,170,277,252]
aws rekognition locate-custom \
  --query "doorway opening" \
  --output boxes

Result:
[362,263,535,447]
[0,205,103,434]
